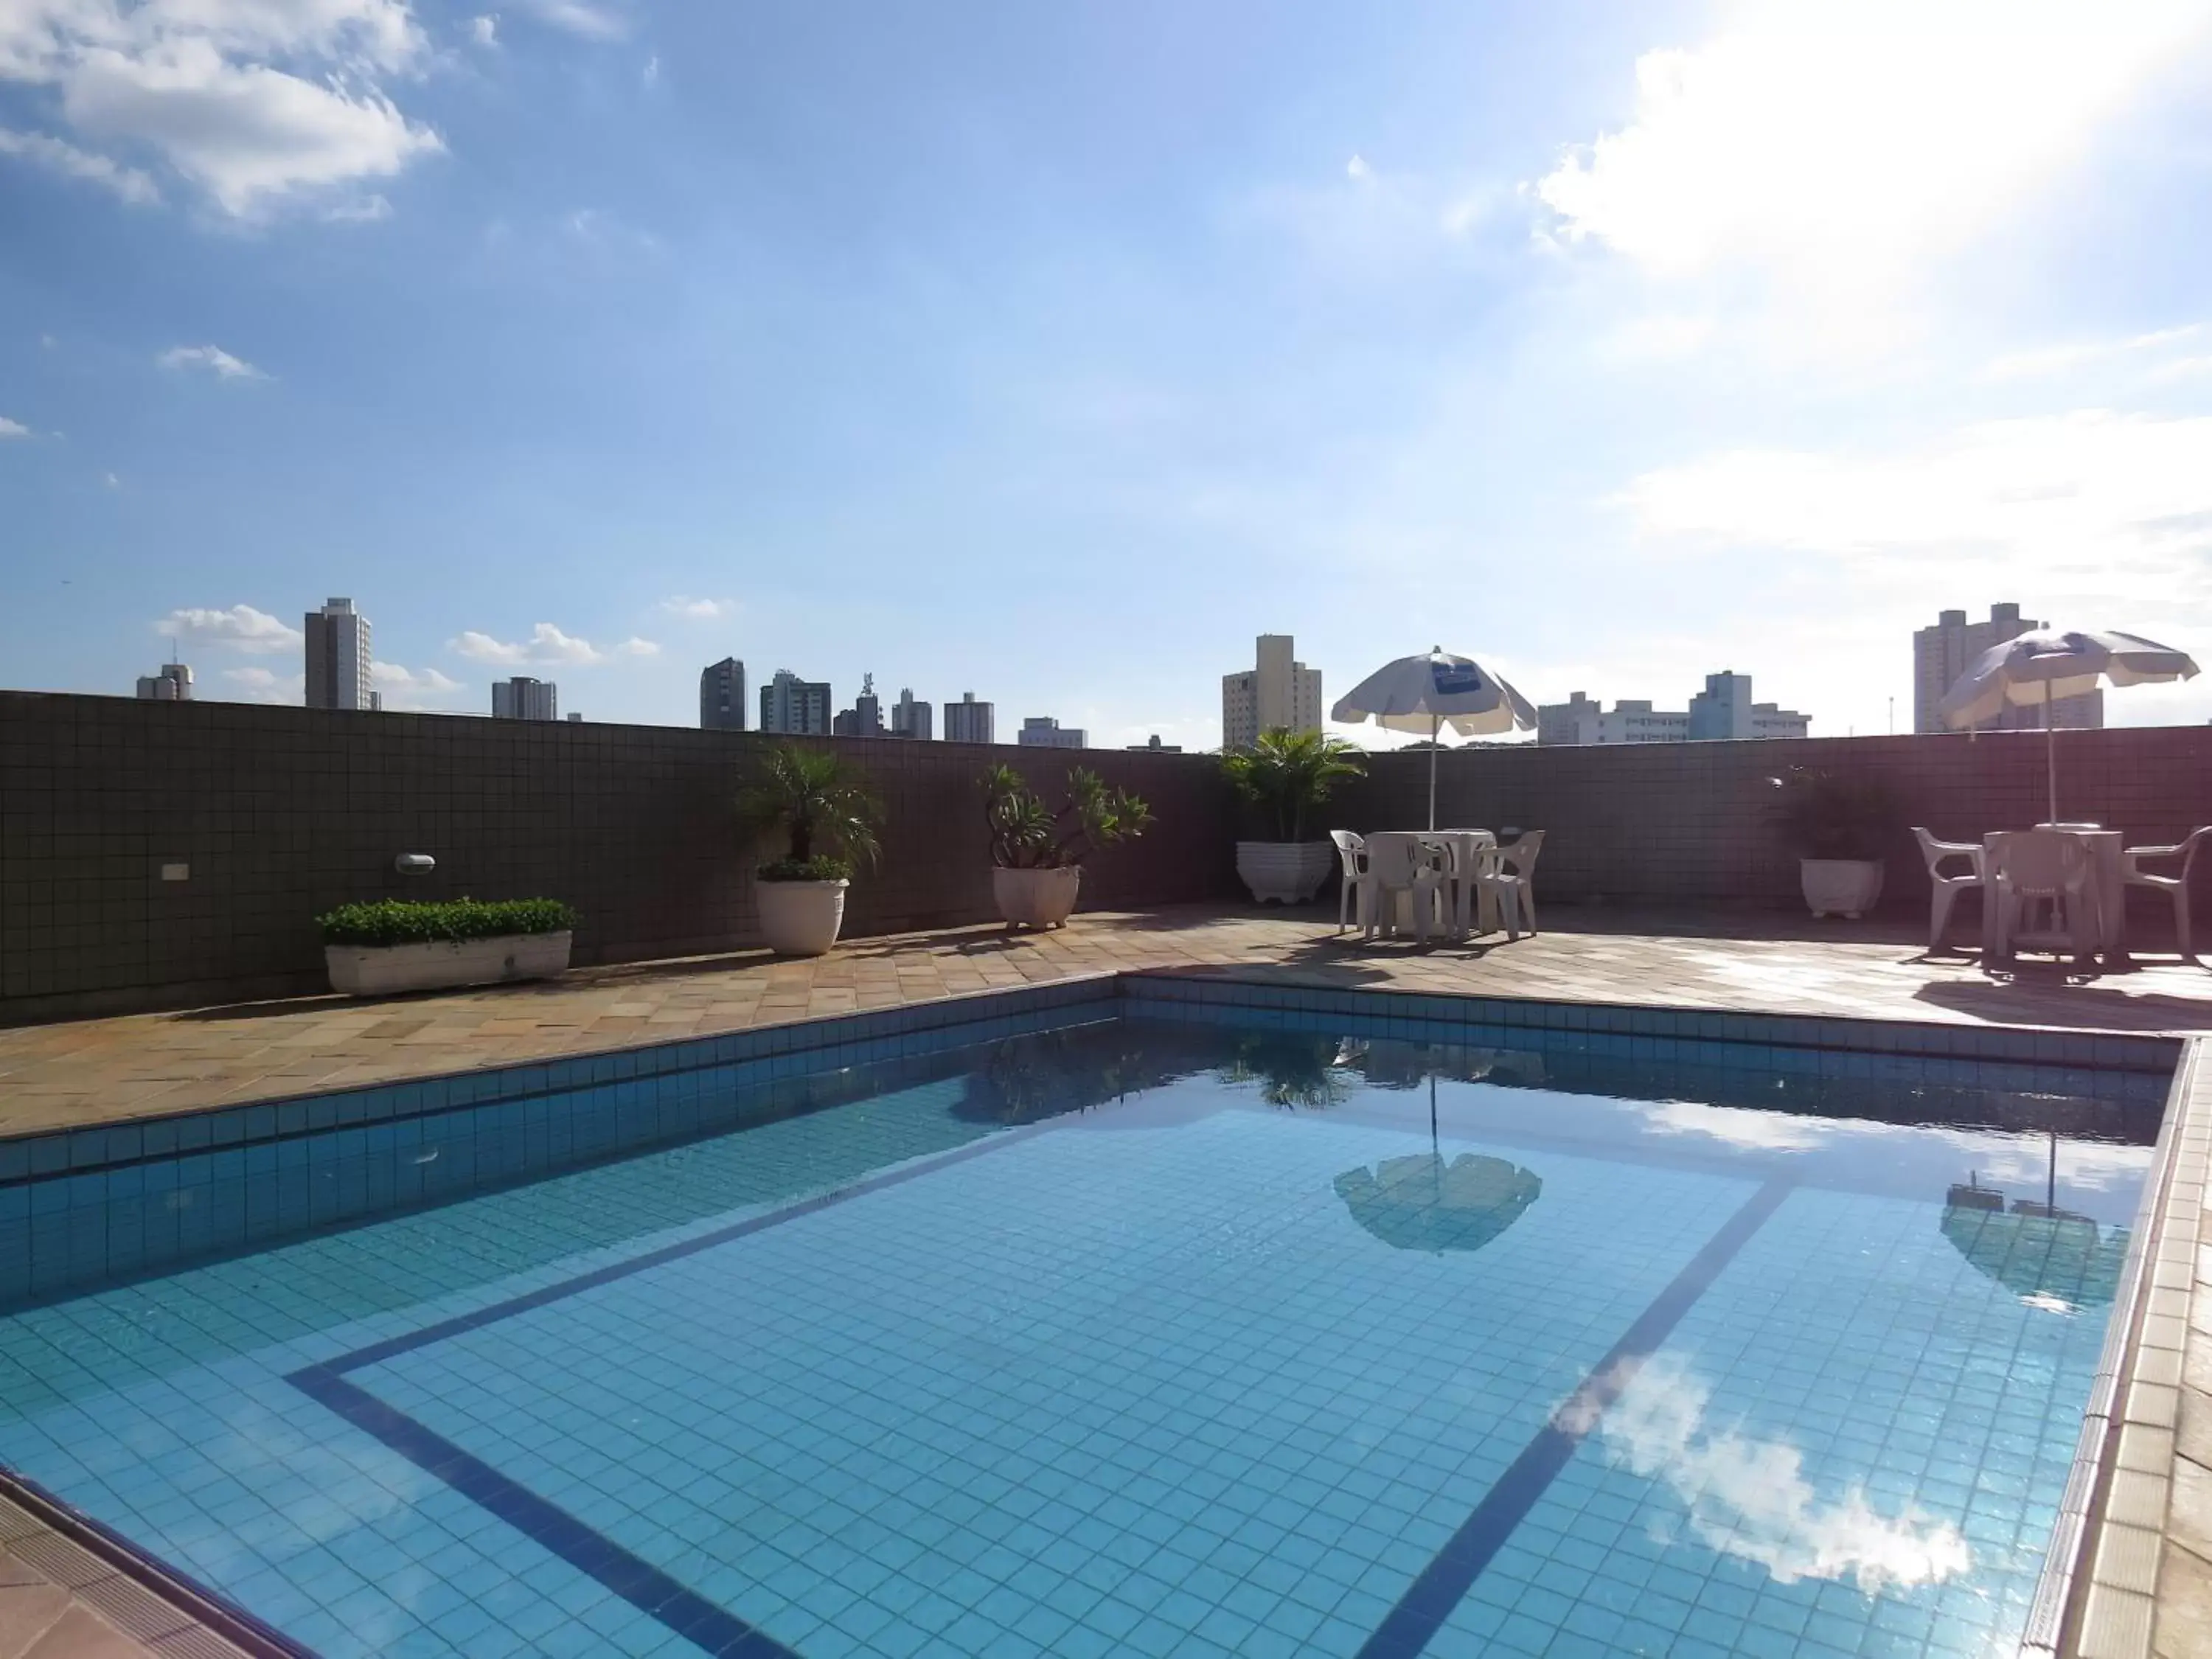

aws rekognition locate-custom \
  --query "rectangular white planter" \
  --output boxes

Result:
[324,931,572,996]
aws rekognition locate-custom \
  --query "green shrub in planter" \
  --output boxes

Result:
[317,897,576,948]
[757,855,855,883]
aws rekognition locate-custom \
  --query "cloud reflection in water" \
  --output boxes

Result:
[1567,1355,1973,1593]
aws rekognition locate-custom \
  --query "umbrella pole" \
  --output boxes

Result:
[2045,682,2058,826]
[1428,714,1439,831]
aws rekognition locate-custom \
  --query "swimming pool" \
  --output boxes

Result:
[0,983,2175,1658]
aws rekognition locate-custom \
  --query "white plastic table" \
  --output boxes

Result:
[1363,830,1497,938]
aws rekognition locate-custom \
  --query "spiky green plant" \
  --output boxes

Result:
[1220,727,1367,841]
[737,743,883,880]
[981,764,1154,869]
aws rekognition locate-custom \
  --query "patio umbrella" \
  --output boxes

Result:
[1332,647,1537,829]
[1332,1150,1542,1254]
[1936,628,2198,824]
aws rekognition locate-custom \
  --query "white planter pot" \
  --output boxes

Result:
[1236,841,1338,905]
[1800,858,1885,920]
[994,865,1082,928]
[756,878,849,956]
[325,931,571,996]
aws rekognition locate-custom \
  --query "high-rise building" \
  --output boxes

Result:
[890,687,933,740]
[1018,716,1085,749]
[699,657,746,730]
[760,669,832,735]
[1913,604,2103,732]
[304,597,375,712]
[135,662,192,701]
[944,692,995,745]
[1222,633,1324,752]
[834,676,883,737]
[1537,672,1809,745]
[492,676,558,720]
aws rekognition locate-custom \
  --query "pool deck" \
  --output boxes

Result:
[7,900,2212,1659]
[7,902,2212,1141]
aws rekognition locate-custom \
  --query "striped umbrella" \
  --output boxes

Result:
[1331,647,1537,829]
[1937,627,2197,824]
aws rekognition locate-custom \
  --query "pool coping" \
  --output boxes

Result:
[0,969,2195,1659]
[1,969,2180,1179]
[0,1468,305,1658]
[2034,1038,2212,1659]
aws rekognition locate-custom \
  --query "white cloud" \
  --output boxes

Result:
[0,124,159,203]
[1623,412,2212,608]
[1534,0,2212,347]
[658,595,730,619]
[511,0,626,40]
[469,15,498,47]
[370,661,464,709]
[1344,153,1371,183]
[102,470,119,488]
[1980,323,2205,382]
[220,665,305,703]
[372,662,462,694]
[1572,1354,1972,1593]
[451,623,656,666]
[641,52,657,86]
[0,0,442,218]
[0,416,29,438]
[159,344,265,379]
[158,604,301,654]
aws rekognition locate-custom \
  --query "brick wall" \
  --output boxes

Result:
[4,691,2210,1022]
[0,693,1239,1021]
[1330,726,2212,911]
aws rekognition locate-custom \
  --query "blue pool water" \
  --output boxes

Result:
[0,995,2167,1658]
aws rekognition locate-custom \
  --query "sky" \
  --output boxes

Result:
[4,0,2212,748]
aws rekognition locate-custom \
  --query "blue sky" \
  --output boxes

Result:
[4,0,2212,745]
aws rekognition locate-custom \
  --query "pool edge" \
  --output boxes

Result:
[2032,1035,2209,1659]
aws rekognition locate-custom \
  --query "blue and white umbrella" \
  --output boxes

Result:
[1332,647,1537,829]
[1938,628,2198,824]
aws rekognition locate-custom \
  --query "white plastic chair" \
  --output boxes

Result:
[1912,828,1984,952]
[1330,830,1374,933]
[1989,830,2097,962]
[2122,827,2211,960]
[1363,835,1450,944]
[1470,844,1526,942]
[1495,830,1544,936]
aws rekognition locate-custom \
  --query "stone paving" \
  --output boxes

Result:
[4,902,2212,1139]
[0,1490,250,1658]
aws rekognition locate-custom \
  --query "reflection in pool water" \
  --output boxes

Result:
[1332,1151,1543,1253]
[1572,1353,1975,1593]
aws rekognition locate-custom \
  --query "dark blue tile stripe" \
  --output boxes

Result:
[286,1366,798,1659]
[1354,1176,1794,1659]
[313,1113,1066,1377]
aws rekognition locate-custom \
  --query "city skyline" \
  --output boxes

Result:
[7,4,2211,746]
[80,588,2194,747]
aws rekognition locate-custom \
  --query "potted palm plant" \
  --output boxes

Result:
[982,763,1153,928]
[738,743,883,956]
[1221,727,1367,904]
[1768,767,1899,919]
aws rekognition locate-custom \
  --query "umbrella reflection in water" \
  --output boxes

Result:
[1335,1150,1542,1254]
[1940,1173,2127,1313]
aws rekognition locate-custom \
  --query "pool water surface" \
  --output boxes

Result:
[0,999,2167,1658]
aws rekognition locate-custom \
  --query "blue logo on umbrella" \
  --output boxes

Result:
[1431,660,1484,697]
